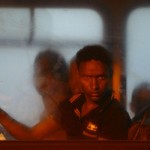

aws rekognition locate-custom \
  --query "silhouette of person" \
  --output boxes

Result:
[128,82,150,140]
[0,49,70,140]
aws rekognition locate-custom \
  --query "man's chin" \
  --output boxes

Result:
[90,96,101,102]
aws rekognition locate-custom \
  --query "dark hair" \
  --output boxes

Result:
[34,49,68,82]
[76,45,113,77]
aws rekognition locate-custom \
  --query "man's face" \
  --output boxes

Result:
[78,59,111,103]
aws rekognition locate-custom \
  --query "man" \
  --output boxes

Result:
[128,83,150,140]
[0,45,131,140]
[0,49,69,140]
[59,45,131,140]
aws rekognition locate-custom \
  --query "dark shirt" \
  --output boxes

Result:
[59,93,131,140]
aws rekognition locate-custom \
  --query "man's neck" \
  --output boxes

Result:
[81,100,98,117]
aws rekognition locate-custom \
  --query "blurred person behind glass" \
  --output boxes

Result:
[128,82,150,140]
[0,49,70,140]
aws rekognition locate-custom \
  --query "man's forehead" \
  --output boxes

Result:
[79,59,106,67]
[78,59,108,73]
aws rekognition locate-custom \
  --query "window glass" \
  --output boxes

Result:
[34,8,103,61]
[0,8,103,127]
[0,8,30,43]
[126,8,150,118]
[0,47,44,126]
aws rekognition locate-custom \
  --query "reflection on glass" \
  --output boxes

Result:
[0,8,103,140]
[0,8,30,41]
[34,8,103,61]
[127,8,150,118]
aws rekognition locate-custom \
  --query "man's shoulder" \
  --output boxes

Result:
[110,99,125,109]
[69,93,82,103]
[59,93,82,110]
[105,99,131,127]
[109,99,130,117]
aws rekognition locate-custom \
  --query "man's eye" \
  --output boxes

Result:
[98,76,106,80]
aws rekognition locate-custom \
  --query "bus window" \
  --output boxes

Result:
[0,8,104,128]
[126,8,150,118]
[34,8,103,62]
[0,8,30,44]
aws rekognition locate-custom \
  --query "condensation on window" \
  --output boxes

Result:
[0,8,30,43]
[0,8,103,127]
[34,8,103,61]
[126,8,150,118]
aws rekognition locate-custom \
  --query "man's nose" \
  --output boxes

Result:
[91,77,99,90]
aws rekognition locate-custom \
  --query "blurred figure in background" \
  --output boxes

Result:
[128,82,150,140]
[0,49,70,140]
[34,49,70,118]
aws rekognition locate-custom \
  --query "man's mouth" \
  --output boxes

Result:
[91,93,101,97]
